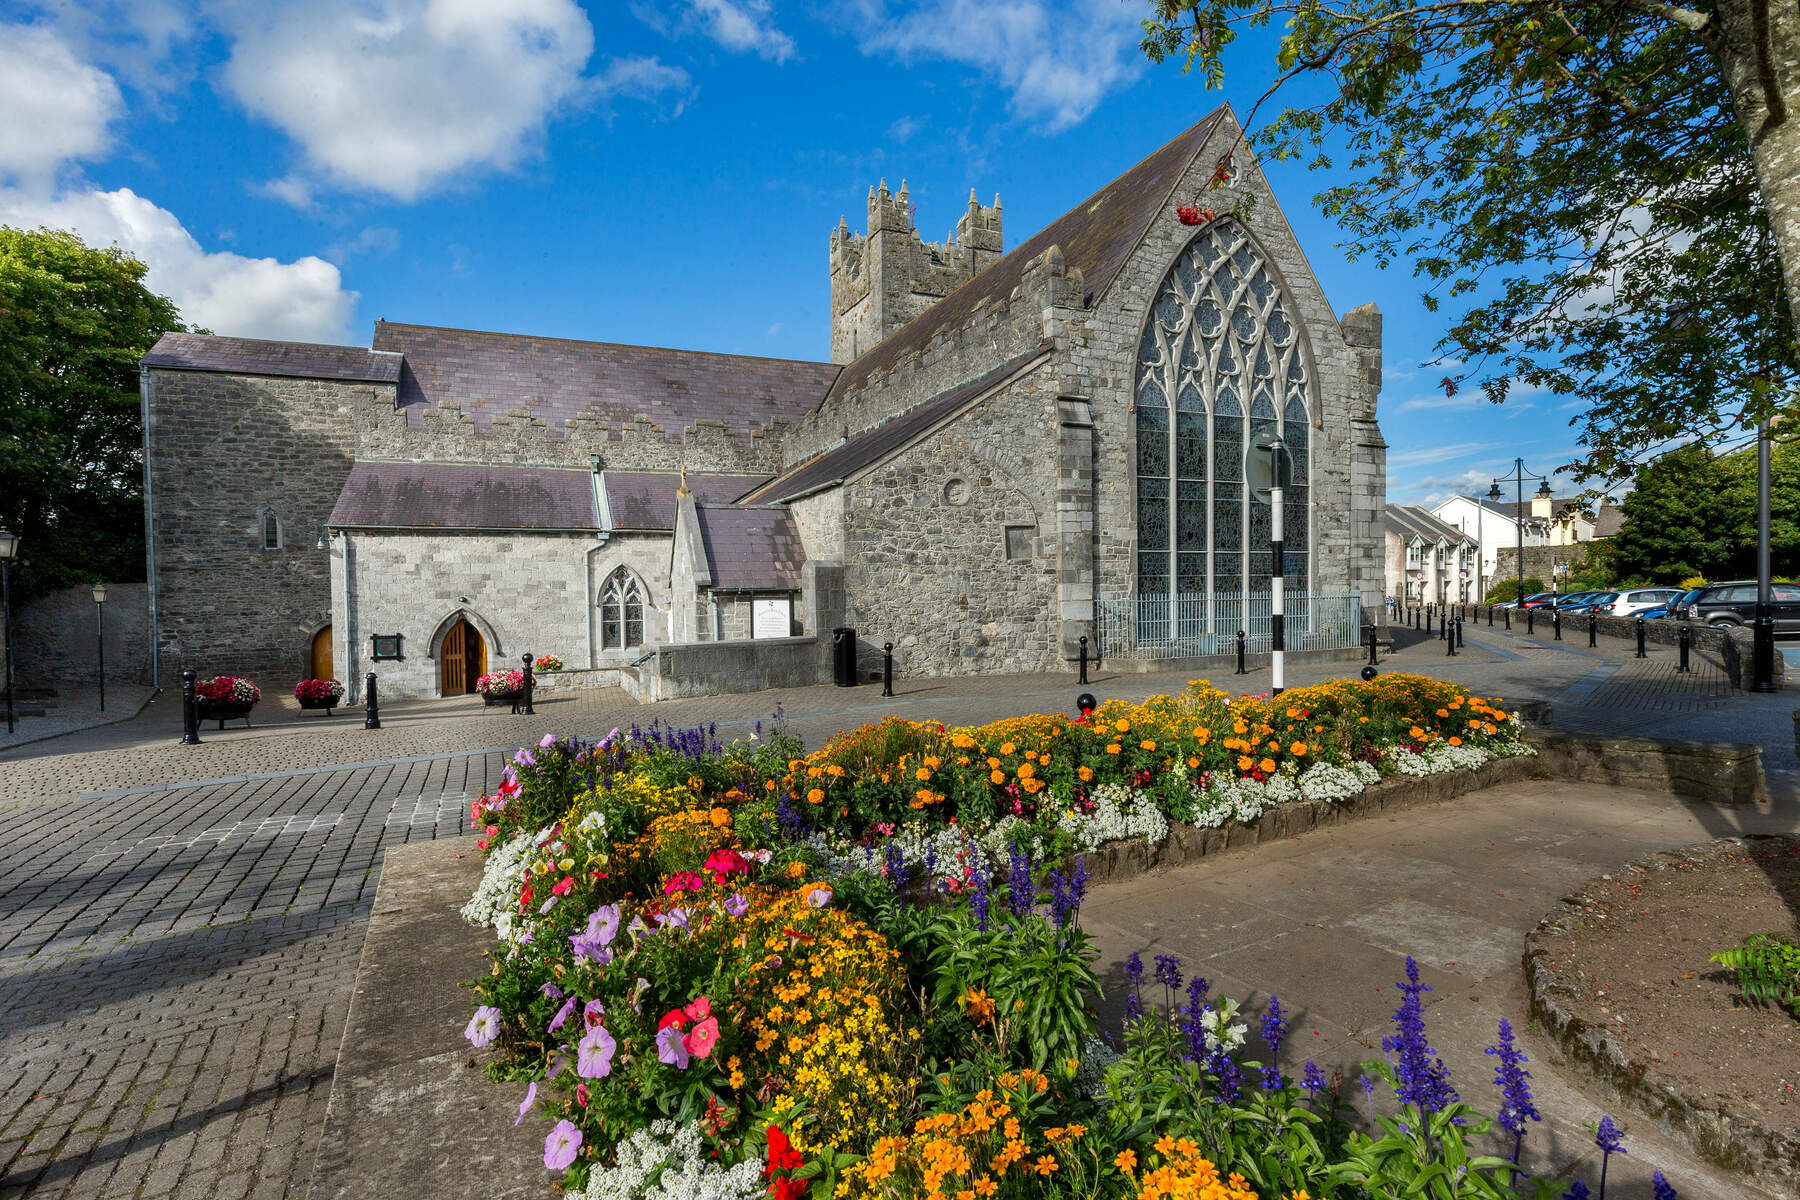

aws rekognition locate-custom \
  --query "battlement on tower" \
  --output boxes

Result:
[828,180,1002,364]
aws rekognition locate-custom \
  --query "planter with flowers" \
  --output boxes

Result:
[294,678,345,716]
[476,669,525,710]
[533,654,563,673]
[196,675,260,729]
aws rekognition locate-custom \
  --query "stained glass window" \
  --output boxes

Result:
[1133,220,1313,616]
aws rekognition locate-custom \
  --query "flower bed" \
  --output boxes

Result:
[461,675,1690,1198]
[295,678,344,710]
[196,675,259,705]
[536,654,564,673]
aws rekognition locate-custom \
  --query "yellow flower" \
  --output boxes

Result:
[1115,1148,1137,1175]
[1140,739,1156,751]
[1114,719,1130,733]
[806,787,825,805]
[1237,755,1254,771]
[990,769,1006,785]
[1106,744,1122,755]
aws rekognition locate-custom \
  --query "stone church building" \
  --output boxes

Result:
[139,106,1387,702]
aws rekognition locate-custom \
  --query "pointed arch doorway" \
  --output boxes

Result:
[439,619,488,696]
[310,626,333,681]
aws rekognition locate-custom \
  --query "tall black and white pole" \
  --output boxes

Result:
[1263,438,1288,697]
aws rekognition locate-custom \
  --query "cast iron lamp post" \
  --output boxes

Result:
[93,583,107,712]
[1488,461,1547,609]
[0,529,16,734]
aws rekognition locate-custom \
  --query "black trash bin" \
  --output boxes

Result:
[832,627,857,687]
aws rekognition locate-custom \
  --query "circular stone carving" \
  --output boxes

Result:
[943,478,970,506]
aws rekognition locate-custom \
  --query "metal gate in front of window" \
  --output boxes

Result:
[1096,590,1362,660]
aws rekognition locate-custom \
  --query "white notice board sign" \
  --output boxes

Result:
[752,598,792,639]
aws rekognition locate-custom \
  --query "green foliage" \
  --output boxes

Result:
[1483,577,1543,604]
[1610,441,1800,582]
[0,226,189,597]
[1139,0,1798,484]
[1711,934,1800,1018]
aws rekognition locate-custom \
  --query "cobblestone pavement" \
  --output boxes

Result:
[0,629,1791,1198]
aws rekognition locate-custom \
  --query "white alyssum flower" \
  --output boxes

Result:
[460,827,542,930]
[1298,761,1379,804]
[571,1119,764,1200]
[1056,783,1168,850]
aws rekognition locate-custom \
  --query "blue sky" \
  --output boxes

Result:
[0,0,1591,506]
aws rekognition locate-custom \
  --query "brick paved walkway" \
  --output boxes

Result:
[0,630,1791,1198]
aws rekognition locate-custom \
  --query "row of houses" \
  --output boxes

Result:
[1383,485,1625,604]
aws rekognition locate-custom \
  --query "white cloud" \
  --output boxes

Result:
[591,55,693,112]
[855,0,1143,131]
[1386,442,1491,470]
[217,0,598,201]
[257,175,318,211]
[327,225,402,264]
[0,186,357,342]
[0,23,124,187]
[888,115,921,142]
[685,0,796,61]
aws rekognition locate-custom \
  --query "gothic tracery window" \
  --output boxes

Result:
[1135,223,1311,613]
[600,568,645,649]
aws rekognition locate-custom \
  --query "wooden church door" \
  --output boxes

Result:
[439,619,486,695]
[310,626,333,681]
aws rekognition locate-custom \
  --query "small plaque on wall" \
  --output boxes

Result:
[751,598,793,639]
[370,634,404,661]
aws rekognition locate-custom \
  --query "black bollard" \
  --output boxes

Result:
[1078,634,1089,685]
[1553,608,1562,641]
[1677,623,1692,673]
[1076,692,1097,719]
[1457,618,1465,650]
[1588,613,1597,648]
[1504,606,1511,630]
[1488,604,1494,627]
[1366,624,1380,666]
[521,653,536,716]
[1235,629,1247,675]
[179,666,202,745]
[1527,606,1535,635]
[364,671,381,730]
[1446,621,1457,656]
[1635,617,1647,659]
[882,642,894,697]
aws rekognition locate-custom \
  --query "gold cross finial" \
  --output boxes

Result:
[677,465,691,498]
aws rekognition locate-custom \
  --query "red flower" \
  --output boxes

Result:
[684,995,713,1022]
[763,1125,804,1175]
[551,876,574,896]
[658,1008,688,1032]
[771,1180,808,1200]
[518,883,533,912]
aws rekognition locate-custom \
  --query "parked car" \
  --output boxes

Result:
[1683,581,1800,631]
[1518,592,1559,609]
[1563,591,1618,614]
[1667,587,1710,620]
[1551,590,1602,610]
[1604,587,1685,617]
[1635,603,1672,620]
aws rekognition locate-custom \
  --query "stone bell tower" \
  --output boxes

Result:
[828,180,1002,364]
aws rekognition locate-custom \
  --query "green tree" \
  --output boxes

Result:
[1609,443,1743,580]
[1483,576,1544,603]
[0,227,187,596]
[1142,0,1799,482]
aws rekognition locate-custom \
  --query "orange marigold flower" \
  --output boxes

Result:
[1115,1148,1138,1175]
[1114,719,1130,733]
[1409,726,1425,740]
[1448,736,1462,747]
[1259,757,1276,774]
[1187,756,1200,769]
[1140,739,1156,751]
[1077,766,1094,781]
[1291,742,1308,757]
[1106,744,1122,755]
[806,787,825,805]
[915,767,932,782]
[1000,741,1017,755]
[990,769,1006,785]
[709,807,731,827]
[1237,755,1254,771]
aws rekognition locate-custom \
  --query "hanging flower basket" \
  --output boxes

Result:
[196,675,260,728]
[295,678,345,715]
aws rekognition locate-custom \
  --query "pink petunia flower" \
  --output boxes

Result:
[683,1016,720,1059]
[543,1120,582,1170]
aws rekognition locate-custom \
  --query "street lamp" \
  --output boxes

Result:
[0,529,16,734]
[1488,459,1547,609]
[92,583,107,712]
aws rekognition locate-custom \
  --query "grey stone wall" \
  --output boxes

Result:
[587,533,675,666]
[332,530,594,700]
[835,369,1061,676]
[10,582,152,685]
[144,370,376,687]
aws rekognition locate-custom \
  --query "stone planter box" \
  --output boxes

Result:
[196,699,255,729]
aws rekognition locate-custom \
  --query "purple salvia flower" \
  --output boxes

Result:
[1651,1170,1677,1200]
[1485,1017,1539,1162]
[1594,1115,1625,1199]
[924,839,937,877]
[543,1119,582,1171]
[1260,995,1288,1092]
[1123,988,1144,1024]
[1005,840,1034,917]
[1561,1183,1590,1200]
[1302,1059,1327,1099]
[884,842,909,905]
[1126,951,1144,991]
[969,862,991,932]
[1180,984,1209,1063]
[1153,954,1182,1010]
[1381,956,1458,1113]
[1359,1073,1377,1123]
[1214,1046,1243,1105]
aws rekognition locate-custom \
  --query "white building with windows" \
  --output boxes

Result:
[1384,505,1480,604]
[1431,487,1595,585]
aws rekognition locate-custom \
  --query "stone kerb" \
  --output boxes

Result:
[1523,836,1800,1196]
[1529,730,1767,804]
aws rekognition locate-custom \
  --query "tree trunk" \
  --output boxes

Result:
[1711,0,1800,367]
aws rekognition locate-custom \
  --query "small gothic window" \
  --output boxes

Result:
[600,568,645,649]
[1005,526,1035,560]
[261,509,280,550]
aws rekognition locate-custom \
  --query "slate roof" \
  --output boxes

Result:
[696,505,806,591]
[1385,504,1477,545]
[824,107,1228,405]
[603,472,769,531]
[742,344,1052,505]
[328,462,598,531]
[369,322,840,445]
[1593,500,1626,539]
[142,333,401,383]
